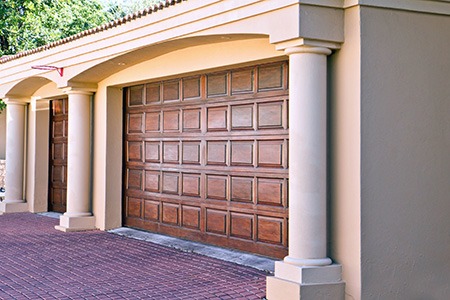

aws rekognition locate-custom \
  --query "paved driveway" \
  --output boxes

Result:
[0,213,267,299]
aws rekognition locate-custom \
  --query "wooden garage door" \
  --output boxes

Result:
[123,62,289,258]
[48,98,68,213]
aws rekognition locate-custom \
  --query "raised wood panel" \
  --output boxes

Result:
[231,141,253,166]
[206,175,227,200]
[231,69,253,94]
[207,141,227,165]
[53,121,64,138]
[258,140,283,167]
[127,142,142,162]
[206,209,227,235]
[144,171,160,193]
[145,142,160,163]
[182,142,201,165]
[230,212,253,240]
[183,109,201,131]
[163,142,179,164]
[258,64,283,91]
[207,73,227,97]
[183,77,201,100]
[51,165,64,183]
[127,197,142,218]
[144,200,160,221]
[258,102,283,128]
[146,83,160,104]
[162,202,179,225]
[129,85,144,106]
[207,106,228,131]
[53,143,64,160]
[257,178,284,206]
[182,173,201,197]
[231,176,253,203]
[231,105,253,130]
[162,172,179,194]
[52,99,64,115]
[163,110,180,132]
[124,61,289,258]
[257,216,284,245]
[163,80,180,102]
[145,112,160,132]
[128,113,143,133]
[182,205,201,229]
[127,169,143,190]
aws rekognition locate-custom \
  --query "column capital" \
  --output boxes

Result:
[62,87,95,96]
[2,98,29,105]
[284,46,332,56]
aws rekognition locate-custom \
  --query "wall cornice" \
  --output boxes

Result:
[344,0,450,15]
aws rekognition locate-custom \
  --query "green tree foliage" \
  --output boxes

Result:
[102,0,162,19]
[0,0,112,56]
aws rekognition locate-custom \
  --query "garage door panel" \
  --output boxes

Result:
[145,141,160,163]
[143,200,160,221]
[145,112,160,132]
[183,108,201,131]
[206,175,228,200]
[162,80,180,102]
[163,110,180,132]
[231,104,253,129]
[182,141,201,164]
[231,68,254,94]
[162,141,180,164]
[207,106,228,131]
[124,62,289,258]
[162,172,180,195]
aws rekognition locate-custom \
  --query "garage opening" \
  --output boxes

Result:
[123,61,289,258]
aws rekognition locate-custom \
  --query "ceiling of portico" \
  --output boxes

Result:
[3,77,52,99]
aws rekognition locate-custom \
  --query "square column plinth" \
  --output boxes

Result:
[55,215,96,232]
[0,202,28,214]
[266,263,345,300]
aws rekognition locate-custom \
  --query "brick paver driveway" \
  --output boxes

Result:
[0,213,267,299]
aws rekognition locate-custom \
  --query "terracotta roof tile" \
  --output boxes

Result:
[0,0,184,64]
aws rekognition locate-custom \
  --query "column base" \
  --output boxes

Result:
[0,201,28,214]
[266,262,345,300]
[55,214,96,232]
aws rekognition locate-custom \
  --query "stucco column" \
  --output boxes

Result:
[266,46,344,300]
[55,89,95,231]
[0,99,28,213]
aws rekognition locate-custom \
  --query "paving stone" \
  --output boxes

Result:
[0,213,267,299]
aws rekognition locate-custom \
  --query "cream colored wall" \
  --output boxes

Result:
[329,6,361,300]
[92,37,285,230]
[360,7,450,299]
[0,109,6,159]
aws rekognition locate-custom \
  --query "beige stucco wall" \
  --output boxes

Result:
[360,7,450,299]
[0,109,6,159]
[329,6,361,300]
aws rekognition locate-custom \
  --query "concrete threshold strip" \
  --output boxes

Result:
[39,212,275,274]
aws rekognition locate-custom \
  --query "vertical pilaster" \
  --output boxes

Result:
[55,89,95,231]
[266,46,344,300]
[0,99,28,213]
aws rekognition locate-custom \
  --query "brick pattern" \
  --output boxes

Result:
[0,213,267,299]
[0,159,5,188]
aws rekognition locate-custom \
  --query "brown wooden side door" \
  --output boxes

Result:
[48,98,68,213]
